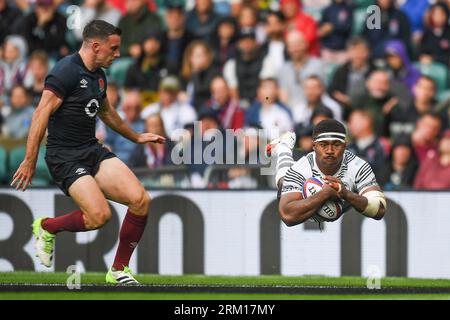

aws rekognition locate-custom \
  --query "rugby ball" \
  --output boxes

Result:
[302,177,343,222]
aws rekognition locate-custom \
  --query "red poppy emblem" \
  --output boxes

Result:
[99,78,105,92]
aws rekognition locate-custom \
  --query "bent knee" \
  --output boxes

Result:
[86,207,111,229]
[129,189,151,215]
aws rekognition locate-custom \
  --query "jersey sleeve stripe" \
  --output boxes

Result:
[284,174,305,185]
[355,163,371,183]
[284,173,304,182]
[357,167,373,184]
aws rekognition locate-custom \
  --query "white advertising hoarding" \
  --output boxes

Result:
[0,189,448,279]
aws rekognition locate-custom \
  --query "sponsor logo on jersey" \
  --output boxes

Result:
[85,99,100,117]
[80,78,88,88]
[75,168,87,175]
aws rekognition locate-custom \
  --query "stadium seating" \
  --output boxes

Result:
[0,147,7,184]
[438,89,450,103]
[325,62,340,86]
[414,62,449,93]
[352,0,376,8]
[352,7,367,35]
[107,57,135,86]
[8,145,52,187]
[133,165,191,188]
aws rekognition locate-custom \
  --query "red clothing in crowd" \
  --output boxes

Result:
[287,12,320,56]
[414,153,450,190]
[414,142,438,163]
[107,0,156,14]
[281,0,320,56]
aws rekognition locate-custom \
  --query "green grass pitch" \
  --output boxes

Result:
[1,272,450,300]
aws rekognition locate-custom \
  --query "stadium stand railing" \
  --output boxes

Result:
[8,145,52,187]
[203,164,276,189]
[132,165,191,188]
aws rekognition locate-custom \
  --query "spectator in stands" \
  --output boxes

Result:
[347,109,386,180]
[187,107,226,188]
[2,85,35,139]
[124,29,168,106]
[106,81,121,110]
[105,90,145,165]
[226,125,261,189]
[400,0,429,44]
[414,129,450,190]
[278,30,326,109]
[318,0,353,65]
[419,2,450,66]
[412,112,442,163]
[259,10,287,79]
[118,0,163,57]
[361,0,412,60]
[280,0,320,56]
[292,75,342,127]
[292,123,313,159]
[328,37,375,117]
[24,50,49,106]
[384,76,445,138]
[352,69,399,137]
[181,40,221,111]
[384,40,421,93]
[73,0,122,42]
[245,78,293,139]
[223,29,266,107]
[210,17,238,70]
[141,75,197,139]
[311,105,333,126]
[379,134,418,190]
[163,3,197,76]
[129,112,173,169]
[0,0,23,45]
[204,76,245,131]
[186,0,221,42]
[96,81,121,143]
[21,0,69,59]
[0,35,28,97]
[237,5,264,43]
[236,123,263,165]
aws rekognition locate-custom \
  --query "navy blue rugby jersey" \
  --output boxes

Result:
[44,53,107,148]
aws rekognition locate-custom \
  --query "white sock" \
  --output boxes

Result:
[274,144,294,186]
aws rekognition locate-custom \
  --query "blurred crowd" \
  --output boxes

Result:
[1,0,450,190]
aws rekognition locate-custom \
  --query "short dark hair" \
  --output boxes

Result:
[82,20,121,42]
[313,119,346,139]
[266,10,286,22]
[346,36,369,49]
[418,75,436,88]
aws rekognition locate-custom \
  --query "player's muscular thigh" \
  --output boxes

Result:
[94,158,150,216]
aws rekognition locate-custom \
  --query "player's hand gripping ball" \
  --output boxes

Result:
[302,177,343,221]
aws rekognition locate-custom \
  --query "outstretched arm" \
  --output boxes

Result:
[278,183,339,226]
[98,98,166,145]
[11,90,63,191]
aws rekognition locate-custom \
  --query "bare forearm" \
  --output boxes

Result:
[281,192,330,225]
[342,190,368,212]
[24,109,49,163]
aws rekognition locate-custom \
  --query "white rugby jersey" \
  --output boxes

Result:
[281,150,379,216]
